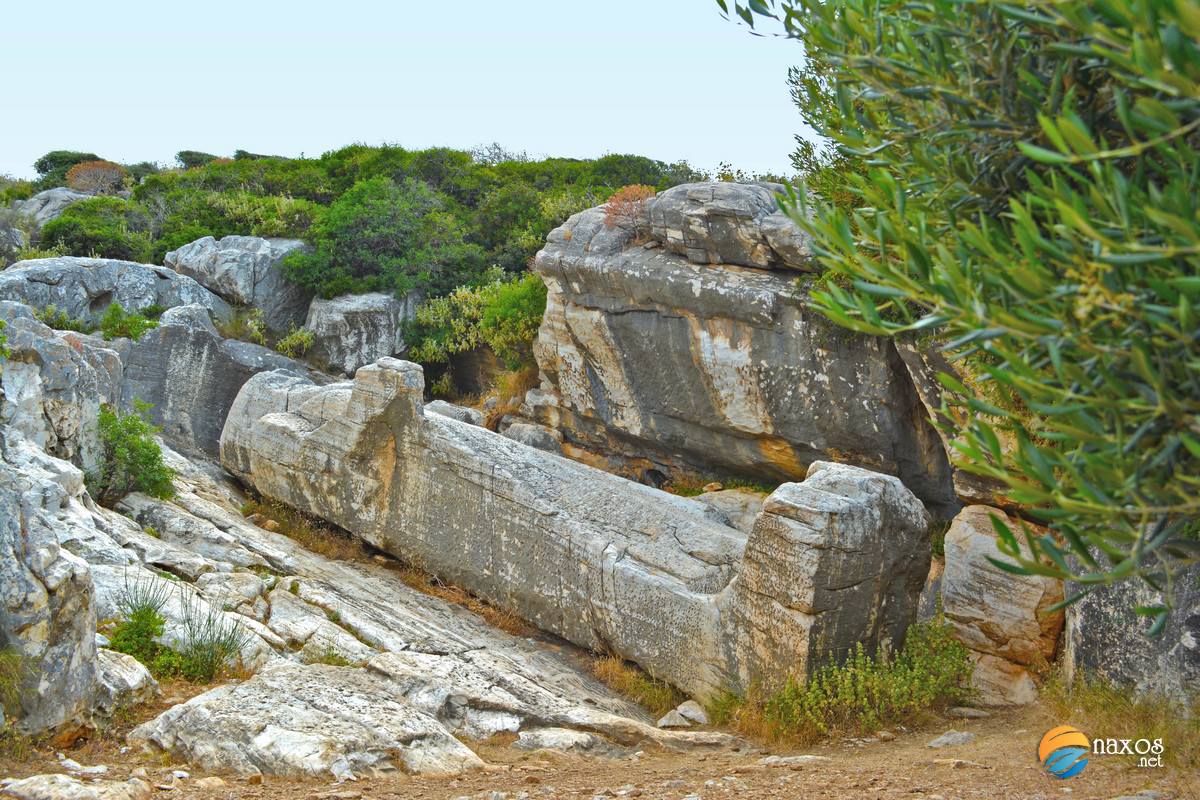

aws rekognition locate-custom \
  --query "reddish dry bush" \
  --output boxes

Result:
[603,184,655,230]
[65,160,127,194]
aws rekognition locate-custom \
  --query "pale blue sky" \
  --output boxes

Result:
[2,1,806,179]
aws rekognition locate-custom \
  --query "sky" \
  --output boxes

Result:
[1,1,807,179]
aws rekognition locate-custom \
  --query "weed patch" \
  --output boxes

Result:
[591,655,684,717]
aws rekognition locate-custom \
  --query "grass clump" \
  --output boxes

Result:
[216,307,267,345]
[394,563,533,637]
[0,648,27,720]
[591,655,685,717]
[1043,672,1199,768]
[241,496,364,562]
[107,572,249,684]
[710,619,972,745]
[307,648,358,667]
[33,304,94,333]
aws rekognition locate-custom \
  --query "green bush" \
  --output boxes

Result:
[281,176,487,299]
[711,619,972,742]
[726,0,1200,620]
[407,269,547,369]
[87,401,176,507]
[175,150,219,169]
[98,302,158,341]
[274,325,314,358]
[34,305,94,333]
[33,150,100,188]
[40,197,152,262]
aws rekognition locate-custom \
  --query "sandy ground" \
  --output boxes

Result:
[2,692,1195,800]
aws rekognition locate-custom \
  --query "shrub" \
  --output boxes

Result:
[40,197,152,262]
[726,0,1200,619]
[710,619,972,743]
[603,184,655,230]
[0,320,7,364]
[176,150,219,169]
[407,269,547,369]
[34,305,94,333]
[33,150,100,188]
[274,325,314,358]
[65,160,127,194]
[98,302,157,341]
[87,401,176,507]
[281,176,486,298]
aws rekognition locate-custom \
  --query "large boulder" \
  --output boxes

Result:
[164,236,312,332]
[1063,564,1199,706]
[525,186,958,516]
[303,291,420,376]
[12,187,92,227]
[220,358,932,699]
[0,456,97,736]
[941,505,1065,706]
[117,304,319,458]
[0,257,231,325]
[643,182,812,270]
[732,462,931,692]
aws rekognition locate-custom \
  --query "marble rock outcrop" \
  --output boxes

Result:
[116,304,320,458]
[220,357,933,699]
[11,187,92,228]
[941,505,1064,706]
[0,257,231,325]
[303,291,420,376]
[1064,564,1199,706]
[524,182,957,515]
[164,236,312,332]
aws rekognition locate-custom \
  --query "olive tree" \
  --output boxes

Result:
[721,0,1200,627]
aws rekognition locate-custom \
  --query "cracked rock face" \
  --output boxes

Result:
[220,358,933,701]
[164,236,312,332]
[941,506,1064,706]
[303,292,420,376]
[0,257,231,326]
[1064,563,1199,706]
[525,186,957,515]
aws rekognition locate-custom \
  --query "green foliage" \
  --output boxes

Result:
[281,176,486,298]
[34,304,94,333]
[40,197,153,262]
[407,269,547,369]
[711,620,972,742]
[88,400,176,507]
[725,0,1200,618]
[108,573,248,683]
[99,302,158,341]
[0,320,7,364]
[216,307,268,345]
[33,150,100,188]
[592,655,685,716]
[274,325,314,358]
[175,150,219,169]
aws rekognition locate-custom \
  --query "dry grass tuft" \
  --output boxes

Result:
[241,497,365,562]
[1043,671,1199,768]
[393,564,534,638]
[591,655,684,717]
[482,366,539,430]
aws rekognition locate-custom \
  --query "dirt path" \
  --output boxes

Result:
[3,699,1195,800]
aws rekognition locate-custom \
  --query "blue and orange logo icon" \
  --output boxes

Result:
[1039,725,1090,779]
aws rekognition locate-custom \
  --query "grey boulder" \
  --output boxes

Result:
[12,187,92,227]
[425,400,484,426]
[500,421,562,453]
[0,257,231,325]
[164,236,312,332]
[304,291,420,376]
[644,182,813,271]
